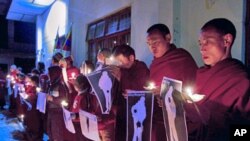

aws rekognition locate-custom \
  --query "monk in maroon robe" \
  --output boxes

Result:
[146,24,198,141]
[47,66,70,141]
[60,56,80,109]
[185,18,250,141]
[24,75,43,141]
[111,44,150,141]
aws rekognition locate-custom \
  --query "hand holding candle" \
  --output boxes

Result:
[184,87,205,103]
[36,87,41,92]
[71,72,76,79]
[144,82,160,95]
[61,100,68,107]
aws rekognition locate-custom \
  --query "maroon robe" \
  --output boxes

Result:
[149,44,197,141]
[47,66,70,141]
[39,74,49,93]
[24,85,43,141]
[70,92,91,141]
[186,58,250,141]
[116,60,150,141]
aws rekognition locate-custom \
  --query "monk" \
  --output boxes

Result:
[46,66,69,141]
[186,18,250,141]
[146,23,198,141]
[23,75,43,141]
[111,44,150,141]
[59,56,80,109]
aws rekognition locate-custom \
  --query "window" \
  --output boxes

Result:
[86,7,131,64]
[245,0,250,69]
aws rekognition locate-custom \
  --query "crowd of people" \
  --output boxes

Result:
[0,18,249,141]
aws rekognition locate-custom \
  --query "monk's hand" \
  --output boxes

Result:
[47,95,53,101]
[108,66,121,81]
[122,89,132,99]
[151,87,161,95]
[156,96,163,107]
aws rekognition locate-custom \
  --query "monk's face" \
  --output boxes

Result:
[146,31,171,58]
[115,54,134,69]
[198,29,228,66]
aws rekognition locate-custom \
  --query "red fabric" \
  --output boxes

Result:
[116,60,149,141]
[120,60,150,91]
[71,94,83,113]
[186,58,250,141]
[24,85,43,140]
[150,44,197,121]
[149,44,197,141]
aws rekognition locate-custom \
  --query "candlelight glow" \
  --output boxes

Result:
[185,87,193,97]
[87,68,92,74]
[6,74,10,78]
[71,72,76,79]
[61,100,68,107]
[36,87,41,92]
[185,87,205,103]
[20,114,25,120]
[144,82,156,90]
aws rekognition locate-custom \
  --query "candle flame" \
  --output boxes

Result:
[144,82,156,90]
[36,87,41,92]
[185,87,205,103]
[61,100,68,107]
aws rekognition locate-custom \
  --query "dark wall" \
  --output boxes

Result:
[14,58,35,74]
[0,15,8,49]
[14,21,36,44]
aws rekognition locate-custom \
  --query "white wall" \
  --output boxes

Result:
[178,0,244,66]
[38,0,245,68]
[36,0,69,69]
[69,0,176,67]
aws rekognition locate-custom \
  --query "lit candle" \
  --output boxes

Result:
[144,82,156,90]
[87,68,92,74]
[6,74,10,79]
[61,100,68,107]
[185,87,205,103]
[36,87,41,92]
[71,72,76,79]
[185,87,193,97]
[20,114,24,119]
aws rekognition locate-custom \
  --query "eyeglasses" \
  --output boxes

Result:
[146,39,161,46]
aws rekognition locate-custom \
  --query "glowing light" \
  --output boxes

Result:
[144,82,156,90]
[185,87,193,97]
[113,41,117,44]
[71,72,76,79]
[185,87,205,103]
[6,74,10,79]
[61,100,68,107]
[87,68,92,74]
[36,87,41,92]
[20,114,24,119]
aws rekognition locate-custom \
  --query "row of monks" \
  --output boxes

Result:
[4,18,250,141]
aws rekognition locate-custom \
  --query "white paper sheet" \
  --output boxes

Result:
[62,107,76,134]
[79,109,100,141]
[36,92,47,113]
